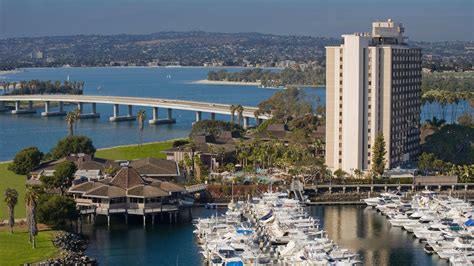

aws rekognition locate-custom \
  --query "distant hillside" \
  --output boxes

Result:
[0,31,339,69]
[0,31,471,71]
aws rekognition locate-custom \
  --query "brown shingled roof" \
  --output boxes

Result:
[151,181,185,193]
[109,167,146,189]
[69,181,104,194]
[129,158,179,176]
[127,185,169,198]
[83,185,126,198]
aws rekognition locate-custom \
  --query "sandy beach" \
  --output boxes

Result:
[192,79,260,86]
[0,70,21,76]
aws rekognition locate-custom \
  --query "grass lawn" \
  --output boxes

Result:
[94,140,178,161]
[0,163,26,220]
[0,227,59,265]
[0,139,181,220]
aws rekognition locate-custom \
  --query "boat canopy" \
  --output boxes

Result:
[259,210,273,221]
[464,219,474,226]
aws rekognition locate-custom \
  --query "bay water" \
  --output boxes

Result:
[82,205,446,265]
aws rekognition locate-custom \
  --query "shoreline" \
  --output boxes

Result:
[0,138,183,164]
[193,79,325,88]
[0,69,22,76]
[192,79,260,86]
[94,138,182,152]
[5,66,283,72]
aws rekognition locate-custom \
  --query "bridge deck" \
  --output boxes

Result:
[0,95,269,119]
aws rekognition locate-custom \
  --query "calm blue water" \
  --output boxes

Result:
[0,67,324,161]
[82,205,445,266]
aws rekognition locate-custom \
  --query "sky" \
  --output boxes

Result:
[0,0,473,41]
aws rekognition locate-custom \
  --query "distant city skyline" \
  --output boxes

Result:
[0,0,473,41]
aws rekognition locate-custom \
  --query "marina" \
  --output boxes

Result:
[194,192,360,265]
[364,190,474,265]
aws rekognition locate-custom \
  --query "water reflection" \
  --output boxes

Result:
[309,205,447,266]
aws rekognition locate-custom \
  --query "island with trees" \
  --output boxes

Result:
[206,67,325,87]
[0,80,84,95]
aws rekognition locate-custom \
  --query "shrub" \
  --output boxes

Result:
[8,147,43,175]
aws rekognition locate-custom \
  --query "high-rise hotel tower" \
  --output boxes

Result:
[325,19,422,173]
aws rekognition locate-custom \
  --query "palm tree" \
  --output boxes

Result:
[229,105,236,126]
[207,144,216,173]
[354,169,363,179]
[73,107,81,135]
[137,110,146,146]
[11,81,17,92]
[66,111,76,136]
[4,188,19,234]
[425,116,445,131]
[3,82,9,94]
[236,105,244,126]
[25,186,40,248]
[333,168,347,179]
[188,141,198,177]
[312,138,324,157]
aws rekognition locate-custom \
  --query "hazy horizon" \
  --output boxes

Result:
[0,0,473,41]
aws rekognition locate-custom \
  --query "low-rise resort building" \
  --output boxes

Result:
[69,166,186,227]
[26,153,200,227]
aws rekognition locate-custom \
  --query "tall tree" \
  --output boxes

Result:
[257,87,313,128]
[371,132,387,178]
[229,105,236,126]
[40,161,78,195]
[236,105,244,126]
[73,107,81,135]
[4,188,19,234]
[65,111,76,136]
[8,147,43,175]
[137,110,146,146]
[37,195,78,228]
[25,186,41,248]
[50,136,96,159]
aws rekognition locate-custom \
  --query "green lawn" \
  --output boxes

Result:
[0,228,59,265]
[0,140,179,220]
[94,140,177,160]
[0,163,26,220]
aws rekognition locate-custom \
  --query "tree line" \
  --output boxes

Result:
[207,67,325,87]
[1,80,84,95]
[422,90,474,123]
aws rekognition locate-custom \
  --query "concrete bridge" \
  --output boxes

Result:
[0,95,269,127]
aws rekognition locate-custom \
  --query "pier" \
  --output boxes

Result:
[304,183,474,195]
